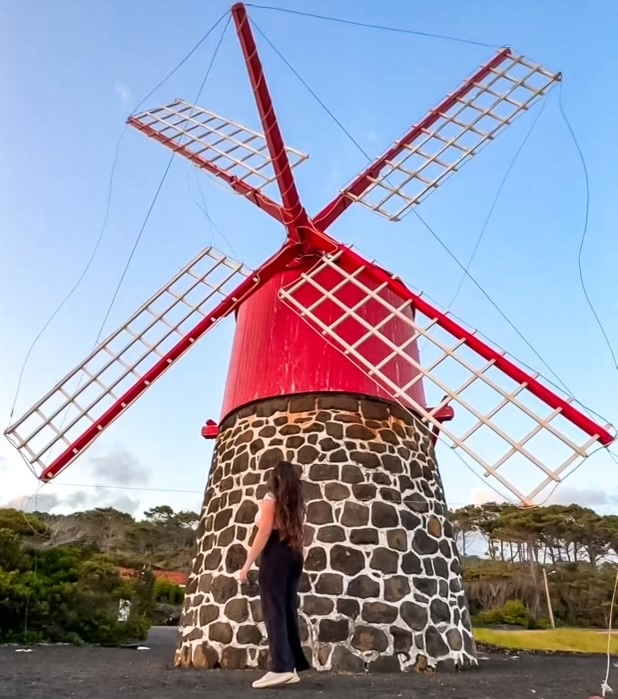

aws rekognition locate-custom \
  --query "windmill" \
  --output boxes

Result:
[5,2,614,673]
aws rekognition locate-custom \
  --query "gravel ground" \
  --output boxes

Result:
[0,627,611,699]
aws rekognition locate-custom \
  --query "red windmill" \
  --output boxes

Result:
[5,3,615,672]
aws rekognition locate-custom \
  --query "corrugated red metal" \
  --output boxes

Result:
[221,258,426,420]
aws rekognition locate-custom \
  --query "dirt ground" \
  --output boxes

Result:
[0,627,612,699]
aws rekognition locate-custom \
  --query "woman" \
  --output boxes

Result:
[238,460,310,689]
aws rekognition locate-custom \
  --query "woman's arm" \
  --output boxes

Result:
[239,498,275,583]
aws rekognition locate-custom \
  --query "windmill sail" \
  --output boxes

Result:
[280,248,615,506]
[4,247,254,481]
[128,101,308,222]
[315,49,561,228]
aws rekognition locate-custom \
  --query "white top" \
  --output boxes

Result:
[254,492,275,526]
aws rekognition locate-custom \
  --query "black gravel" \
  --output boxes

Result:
[0,627,611,699]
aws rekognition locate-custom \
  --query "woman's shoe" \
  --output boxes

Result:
[252,671,297,688]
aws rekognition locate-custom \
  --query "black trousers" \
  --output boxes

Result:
[258,531,310,673]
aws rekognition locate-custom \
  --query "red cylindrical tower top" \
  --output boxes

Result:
[221,258,426,420]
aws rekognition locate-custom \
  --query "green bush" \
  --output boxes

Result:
[154,578,185,605]
[473,600,532,628]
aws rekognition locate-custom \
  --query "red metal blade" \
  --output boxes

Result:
[280,240,615,506]
[4,244,297,482]
[128,102,307,225]
[314,49,560,227]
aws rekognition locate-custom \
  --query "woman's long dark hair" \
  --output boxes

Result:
[268,461,305,554]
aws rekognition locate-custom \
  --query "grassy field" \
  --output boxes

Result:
[474,627,618,654]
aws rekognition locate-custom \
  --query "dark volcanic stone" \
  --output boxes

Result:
[256,398,287,417]
[307,500,333,524]
[317,395,359,411]
[214,508,233,530]
[362,601,398,624]
[427,516,442,538]
[302,480,322,501]
[430,598,451,624]
[368,655,402,673]
[318,619,349,642]
[258,448,284,470]
[231,452,250,474]
[434,557,449,579]
[198,604,219,626]
[280,424,301,436]
[298,572,311,593]
[250,599,263,622]
[384,575,411,603]
[337,598,360,620]
[198,574,213,594]
[303,595,334,616]
[224,598,249,623]
[325,482,350,501]
[386,528,407,551]
[347,575,379,599]
[403,494,429,513]
[401,552,422,575]
[329,449,348,462]
[346,424,375,441]
[286,435,304,449]
[351,451,381,469]
[225,544,246,573]
[413,577,438,597]
[341,464,364,484]
[371,502,399,528]
[209,622,233,644]
[258,426,276,438]
[317,525,346,543]
[446,628,463,651]
[352,483,377,501]
[413,529,439,555]
[401,510,422,531]
[319,437,340,451]
[309,463,339,481]
[391,626,412,654]
[325,422,344,439]
[350,527,379,545]
[303,526,315,547]
[295,444,318,463]
[316,572,344,595]
[372,472,391,486]
[237,625,263,645]
[425,625,450,659]
[378,429,398,445]
[330,646,365,673]
[382,454,403,473]
[211,575,238,604]
[361,400,390,421]
[369,547,399,574]
[341,502,369,527]
[401,601,428,631]
[305,547,327,571]
[379,486,402,503]
[202,549,222,570]
[249,438,265,455]
[351,625,388,652]
[289,395,316,412]
[330,545,365,576]
[221,647,247,670]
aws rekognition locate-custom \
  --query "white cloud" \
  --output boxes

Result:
[548,486,618,508]
[114,82,133,111]
[90,448,149,486]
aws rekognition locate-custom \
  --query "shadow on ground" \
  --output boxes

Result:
[0,626,610,699]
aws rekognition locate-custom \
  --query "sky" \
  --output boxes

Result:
[0,0,617,520]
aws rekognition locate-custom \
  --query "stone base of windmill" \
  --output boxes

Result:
[175,394,477,673]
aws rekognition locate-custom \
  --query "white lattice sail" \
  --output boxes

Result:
[128,100,308,193]
[279,250,615,506]
[345,50,561,222]
[4,247,252,480]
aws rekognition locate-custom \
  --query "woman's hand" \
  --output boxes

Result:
[238,564,250,584]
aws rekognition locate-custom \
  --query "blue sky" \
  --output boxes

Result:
[1,0,617,519]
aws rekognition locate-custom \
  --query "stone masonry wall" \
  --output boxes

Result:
[175,394,476,672]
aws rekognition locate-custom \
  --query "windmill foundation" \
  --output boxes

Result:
[175,393,476,672]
